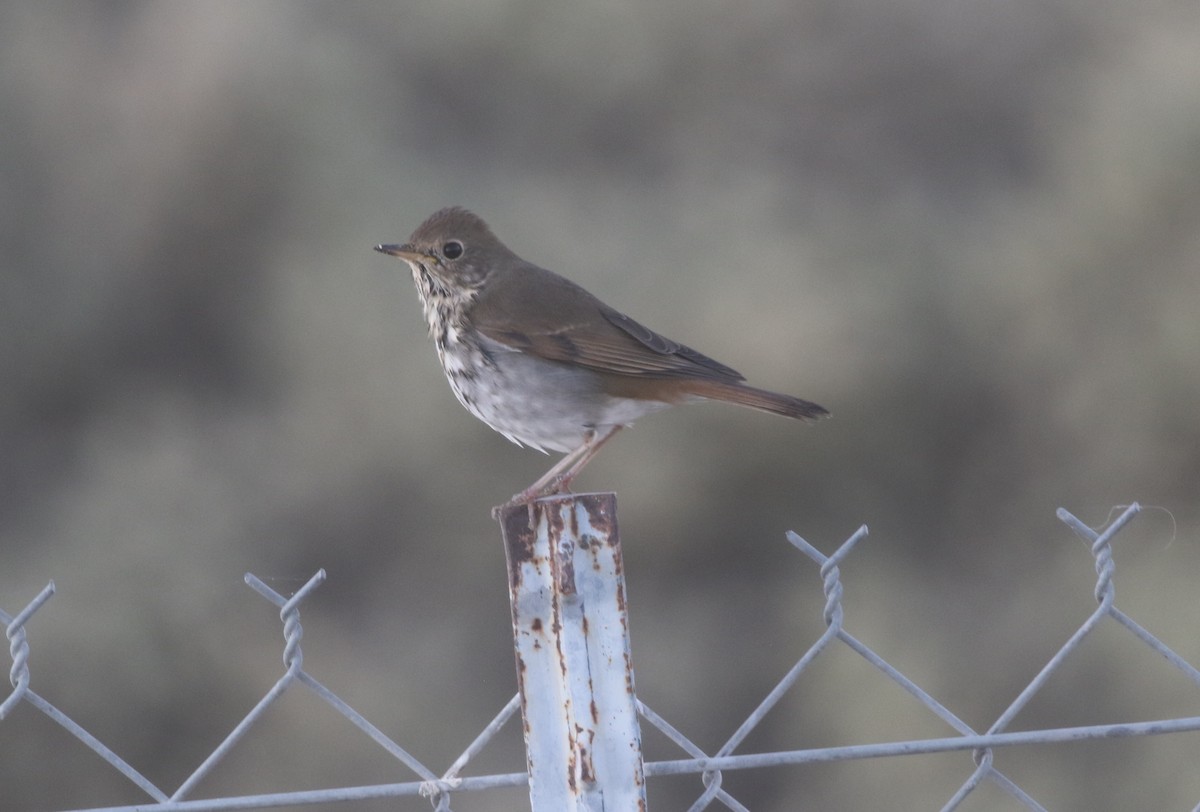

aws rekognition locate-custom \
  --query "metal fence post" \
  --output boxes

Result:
[497,492,647,811]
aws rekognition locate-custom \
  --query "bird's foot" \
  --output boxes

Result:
[490,477,573,522]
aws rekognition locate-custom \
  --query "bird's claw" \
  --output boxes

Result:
[490,476,574,522]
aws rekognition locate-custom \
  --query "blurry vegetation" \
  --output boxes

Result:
[1,2,1198,810]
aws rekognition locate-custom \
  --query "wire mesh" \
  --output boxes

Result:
[4,502,1198,811]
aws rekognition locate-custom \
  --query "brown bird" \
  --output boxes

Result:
[376,207,828,507]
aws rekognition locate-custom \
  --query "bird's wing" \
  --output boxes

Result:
[471,264,745,381]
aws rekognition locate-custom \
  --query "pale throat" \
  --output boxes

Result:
[408,262,480,376]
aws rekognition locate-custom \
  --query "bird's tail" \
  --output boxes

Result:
[686,379,830,422]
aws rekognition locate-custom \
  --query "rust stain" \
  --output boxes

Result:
[566,497,580,542]
[547,498,567,539]
[585,493,617,531]
[513,650,531,740]
[555,539,577,595]
[536,500,577,596]
[555,598,568,680]
[578,744,595,784]
[499,505,538,591]
[573,724,597,786]
[566,717,579,794]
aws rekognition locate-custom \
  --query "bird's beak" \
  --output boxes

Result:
[374,243,429,265]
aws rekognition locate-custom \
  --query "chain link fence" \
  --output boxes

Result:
[4,502,1199,811]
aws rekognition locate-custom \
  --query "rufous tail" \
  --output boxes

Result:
[688,379,829,422]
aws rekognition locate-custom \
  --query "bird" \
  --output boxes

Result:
[375,207,828,508]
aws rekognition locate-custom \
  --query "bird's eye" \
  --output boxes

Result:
[442,240,464,259]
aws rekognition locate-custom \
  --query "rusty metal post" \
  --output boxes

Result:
[497,492,647,811]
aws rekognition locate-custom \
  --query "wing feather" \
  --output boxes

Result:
[471,264,745,381]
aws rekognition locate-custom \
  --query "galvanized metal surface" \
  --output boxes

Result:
[499,492,647,812]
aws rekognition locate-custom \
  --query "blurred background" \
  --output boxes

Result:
[1,2,1198,810]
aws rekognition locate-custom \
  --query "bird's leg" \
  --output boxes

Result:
[549,425,622,494]
[493,426,623,518]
